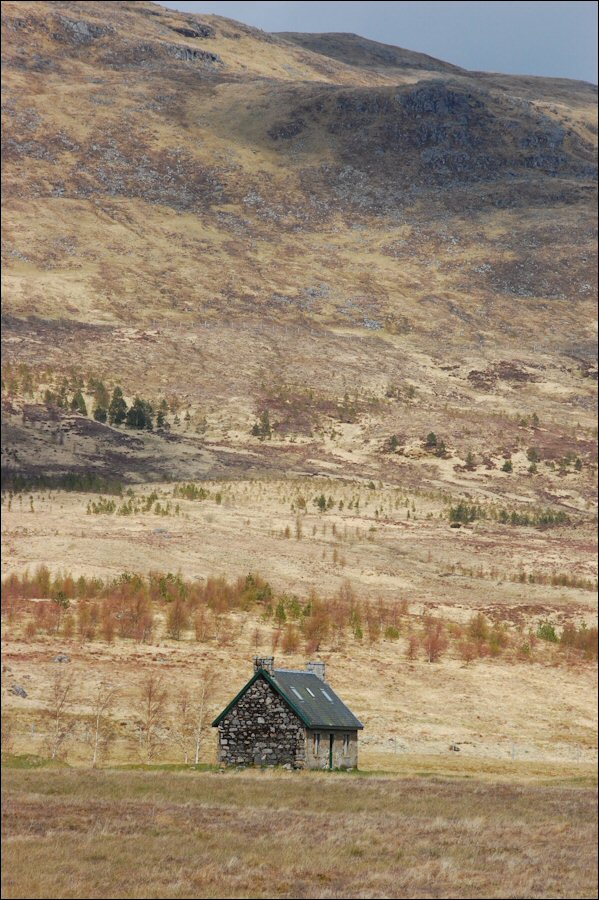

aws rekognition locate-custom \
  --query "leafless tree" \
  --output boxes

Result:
[406,633,420,660]
[422,622,448,663]
[171,669,215,766]
[191,669,216,765]
[135,672,169,763]
[170,669,216,765]
[83,681,119,767]
[44,668,76,760]
[458,641,477,665]
[170,687,194,764]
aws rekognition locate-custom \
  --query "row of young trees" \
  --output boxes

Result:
[3,567,597,663]
[448,501,571,528]
[2,668,215,766]
[1,362,172,432]
[41,383,162,430]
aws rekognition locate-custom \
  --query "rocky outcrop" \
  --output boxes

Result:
[170,22,215,40]
[55,16,114,44]
[165,43,222,66]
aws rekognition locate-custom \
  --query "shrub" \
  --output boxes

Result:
[458,641,477,664]
[166,599,190,640]
[173,483,209,501]
[251,409,271,440]
[422,621,448,662]
[281,624,300,653]
[405,633,419,660]
[537,621,558,642]
[468,612,489,643]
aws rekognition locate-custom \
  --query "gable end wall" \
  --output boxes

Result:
[217,675,306,767]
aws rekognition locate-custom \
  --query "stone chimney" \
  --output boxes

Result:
[306,661,326,681]
[254,656,274,675]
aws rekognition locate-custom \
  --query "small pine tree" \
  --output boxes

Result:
[502,459,513,473]
[72,391,87,414]
[156,399,169,429]
[108,387,127,425]
[251,409,272,440]
[314,493,327,513]
[93,406,108,423]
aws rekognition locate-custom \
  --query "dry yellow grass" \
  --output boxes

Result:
[2,481,597,614]
[2,765,597,899]
[2,476,597,768]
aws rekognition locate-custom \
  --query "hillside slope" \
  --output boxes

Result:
[1,0,597,510]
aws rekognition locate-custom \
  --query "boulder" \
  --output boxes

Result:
[10,683,27,698]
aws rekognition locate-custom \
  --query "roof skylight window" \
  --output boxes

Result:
[321,689,334,702]
[290,686,304,700]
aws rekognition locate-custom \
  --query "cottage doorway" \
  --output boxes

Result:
[329,733,334,769]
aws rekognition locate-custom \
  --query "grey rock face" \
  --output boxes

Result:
[165,44,222,66]
[56,17,114,44]
[170,22,215,39]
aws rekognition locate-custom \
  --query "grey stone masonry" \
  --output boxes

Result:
[217,675,306,767]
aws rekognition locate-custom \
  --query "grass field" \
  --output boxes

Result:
[2,762,597,899]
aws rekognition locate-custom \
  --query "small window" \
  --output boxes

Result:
[343,734,350,754]
[305,687,315,697]
[313,733,320,754]
[321,689,334,702]
[290,686,304,701]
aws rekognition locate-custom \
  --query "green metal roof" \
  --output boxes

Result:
[212,668,364,730]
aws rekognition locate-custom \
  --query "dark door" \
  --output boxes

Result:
[329,733,334,769]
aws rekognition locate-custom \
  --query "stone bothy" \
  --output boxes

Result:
[212,657,364,769]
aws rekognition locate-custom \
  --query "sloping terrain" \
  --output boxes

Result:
[0,0,597,515]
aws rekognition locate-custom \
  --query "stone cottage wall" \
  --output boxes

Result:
[217,675,306,767]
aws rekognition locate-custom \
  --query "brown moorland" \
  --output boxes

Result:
[2,766,598,899]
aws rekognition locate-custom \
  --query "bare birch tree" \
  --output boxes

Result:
[44,668,76,760]
[170,669,216,765]
[83,681,119,767]
[192,668,216,765]
[171,687,194,764]
[135,672,169,763]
